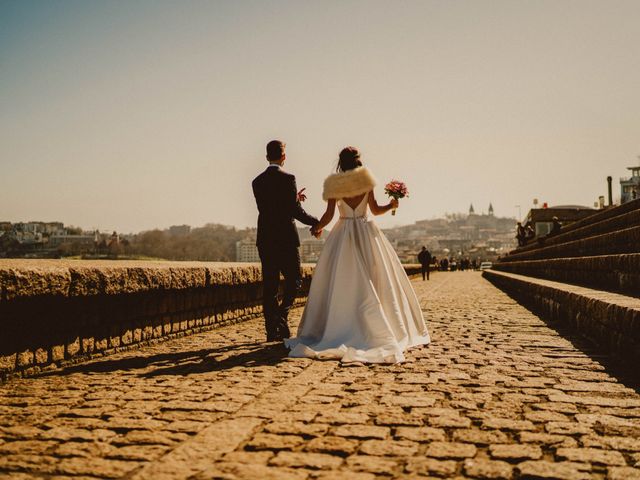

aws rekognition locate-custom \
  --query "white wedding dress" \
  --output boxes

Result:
[285,192,430,363]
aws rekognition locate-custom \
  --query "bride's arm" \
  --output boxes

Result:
[315,199,337,231]
[368,191,398,215]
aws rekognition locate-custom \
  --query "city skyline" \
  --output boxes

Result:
[1,201,512,236]
[2,1,639,233]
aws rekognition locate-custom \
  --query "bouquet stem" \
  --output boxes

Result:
[392,209,396,216]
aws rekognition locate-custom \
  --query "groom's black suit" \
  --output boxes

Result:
[252,164,319,340]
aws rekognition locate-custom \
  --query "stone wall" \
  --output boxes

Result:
[0,260,423,380]
[493,254,640,297]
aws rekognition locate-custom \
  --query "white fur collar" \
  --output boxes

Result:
[323,167,377,200]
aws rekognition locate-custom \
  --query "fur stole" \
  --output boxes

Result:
[322,167,377,201]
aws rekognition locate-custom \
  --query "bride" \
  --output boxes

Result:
[285,147,430,363]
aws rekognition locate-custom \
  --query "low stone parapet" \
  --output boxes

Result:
[0,260,422,379]
[483,269,640,366]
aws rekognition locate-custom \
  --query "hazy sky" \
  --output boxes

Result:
[1,0,639,233]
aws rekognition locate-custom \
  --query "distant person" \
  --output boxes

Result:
[417,246,432,281]
[550,216,562,236]
[516,222,526,246]
[525,225,535,241]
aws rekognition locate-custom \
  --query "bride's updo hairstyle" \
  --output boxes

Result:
[337,146,362,172]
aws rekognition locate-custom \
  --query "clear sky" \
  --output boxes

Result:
[1,0,639,233]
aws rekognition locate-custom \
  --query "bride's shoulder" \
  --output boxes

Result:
[323,167,377,201]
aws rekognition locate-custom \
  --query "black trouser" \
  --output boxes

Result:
[421,264,429,281]
[258,244,301,337]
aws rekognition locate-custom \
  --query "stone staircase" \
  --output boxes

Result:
[483,199,640,366]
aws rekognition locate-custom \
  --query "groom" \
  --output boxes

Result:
[252,140,320,342]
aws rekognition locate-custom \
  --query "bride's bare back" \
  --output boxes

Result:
[342,193,367,210]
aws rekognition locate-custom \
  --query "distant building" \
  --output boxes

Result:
[300,237,325,263]
[48,234,95,248]
[523,206,596,237]
[620,160,640,204]
[384,203,516,262]
[42,222,65,235]
[235,238,260,262]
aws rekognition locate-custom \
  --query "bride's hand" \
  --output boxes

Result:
[390,198,399,210]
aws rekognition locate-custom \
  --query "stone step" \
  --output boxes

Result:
[494,254,640,297]
[512,208,640,256]
[503,225,640,262]
[483,269,640,366]
[562,197,640,234]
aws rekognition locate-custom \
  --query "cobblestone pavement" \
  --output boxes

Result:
[1,272,640,480]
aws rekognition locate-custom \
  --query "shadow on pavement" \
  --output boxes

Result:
[499,291,640,391]
[36,341,289,378]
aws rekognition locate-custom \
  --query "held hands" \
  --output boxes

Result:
[310,224,322,239]
[390,198,399,210]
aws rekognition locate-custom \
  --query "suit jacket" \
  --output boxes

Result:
[252,166,319,249]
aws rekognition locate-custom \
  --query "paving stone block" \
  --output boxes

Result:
[0,354,16,372]
[269,451,344,470]
[464,458,513,479]
[405,457,457,476]
[16,350,33,368]
[517,460,591,480]
[453,429,509,445]
[556,447,626,466]
[345,455,398,474]
[304,436,359,455]
[246,433,305,451]
[359,439,419,457]
[394,426,446,442]
[425,441,477,459]
[489,443,542,460]
[607,466,640,480]
[333,425,389,440]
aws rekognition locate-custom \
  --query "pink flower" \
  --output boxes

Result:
[384,179,408,215]
[384,180,409,198]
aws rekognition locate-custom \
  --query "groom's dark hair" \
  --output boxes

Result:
[266,140,286,161]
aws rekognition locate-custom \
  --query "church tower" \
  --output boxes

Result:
[469,203,475,215]
[488,203,494,216]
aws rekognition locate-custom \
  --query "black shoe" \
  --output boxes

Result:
[277,319,291,339]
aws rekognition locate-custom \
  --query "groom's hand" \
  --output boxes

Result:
[310,225,322,238]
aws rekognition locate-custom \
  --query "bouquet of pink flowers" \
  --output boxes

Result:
[384,180,409,215]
